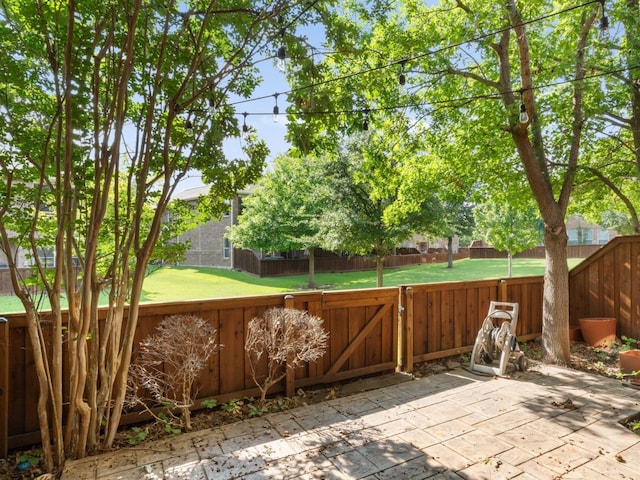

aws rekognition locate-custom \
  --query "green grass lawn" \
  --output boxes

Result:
[139,257,584,303]
[0,257,583,312]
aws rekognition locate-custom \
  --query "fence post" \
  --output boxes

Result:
[284,295,296,398]
[499,279,508,302]
[399,287,414,373]
[0,317,8,459]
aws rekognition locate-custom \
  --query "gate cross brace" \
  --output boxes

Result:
[324,303,392,378]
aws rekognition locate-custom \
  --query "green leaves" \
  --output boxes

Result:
[227,154,328,253]
[322,135,441,258]
[474,200,541,257]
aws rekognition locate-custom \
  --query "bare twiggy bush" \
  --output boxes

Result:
[128,314,222,431]
[246,307,329,402]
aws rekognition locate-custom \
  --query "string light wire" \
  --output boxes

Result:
[235,64,640,121]
[229,0,604,112]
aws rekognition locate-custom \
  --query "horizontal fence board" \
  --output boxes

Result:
[469,244,601,259]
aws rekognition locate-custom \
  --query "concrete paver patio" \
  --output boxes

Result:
[62,364,640,479]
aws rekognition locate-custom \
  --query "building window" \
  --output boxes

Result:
[568,229,579,246]
[37,247,56,267]
[223,238,231,259]
[598,228,610,244]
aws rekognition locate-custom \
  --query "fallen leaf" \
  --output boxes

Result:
[324,388,336,400]
[551,399,577,409]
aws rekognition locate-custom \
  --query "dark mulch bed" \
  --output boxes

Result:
[2,338,638,479]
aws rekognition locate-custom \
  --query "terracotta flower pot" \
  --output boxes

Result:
[578,317,617,347]
[620,349,640,377]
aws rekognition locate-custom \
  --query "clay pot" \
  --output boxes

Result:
[619,349,640,377]
[578,317,617,347]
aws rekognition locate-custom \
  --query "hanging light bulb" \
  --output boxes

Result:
[599,0,609,40]
[273,93,280,123]
[241,112,249,139]
[519,89,529,124]
[519,104,529,123]
[398,60,407,94]
[276,26,286,72]
[277,45,286,72]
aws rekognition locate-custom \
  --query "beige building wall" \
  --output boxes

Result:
[172,187,248,269]
[566,215,617,245]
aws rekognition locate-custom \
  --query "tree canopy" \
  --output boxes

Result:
[227,154,330,287]
[283,0,637,364]
[0,0,347,470]
[474,200,541,277]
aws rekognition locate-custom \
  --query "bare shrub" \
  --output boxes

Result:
[245,307,329,402]
[128,314,222,431]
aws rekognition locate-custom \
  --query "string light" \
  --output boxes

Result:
[221,1,637,131]
[398,60,407,93]
[519,89,529,124]
[362,109,370,131]
[227,63,640,134]
[241,112,249,139]
[229,0,615,123]
[273,93,280,122]
[598,0,609,40]
[272,2,321,72]
[277,44,286,72]
[231,0,605,113]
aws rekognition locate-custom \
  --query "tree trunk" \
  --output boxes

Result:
[25,307,54,472]
[504,0,594,367]
[376,255,384,287]
[308,248,316,288]
[541,225,571,365]
[507,253,513,278]
[447,236,454,268]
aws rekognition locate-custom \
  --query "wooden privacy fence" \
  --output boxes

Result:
[0,287,401,455]
[0,278,534,455]
[2,234,640,456]
[400,276,544,372]
[569,235,640,338]
[469,244,601,259]
[232,248,469,277]
[0,269,36,296]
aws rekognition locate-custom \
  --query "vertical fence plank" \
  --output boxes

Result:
[401,287,413,372]
[0,317,8,458]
